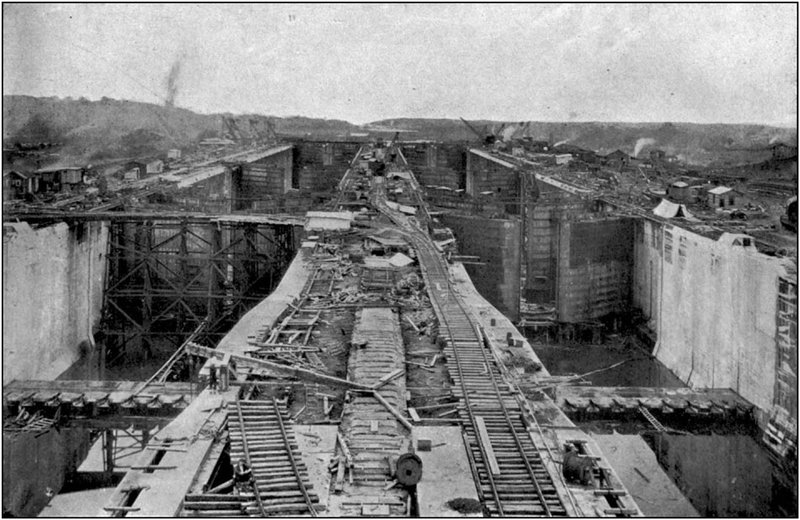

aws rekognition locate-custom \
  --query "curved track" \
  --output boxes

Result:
[347,159,568,517]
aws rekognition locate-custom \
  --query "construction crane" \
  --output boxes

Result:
[459,117,497,146]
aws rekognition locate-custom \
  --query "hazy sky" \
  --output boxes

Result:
[3,3,797,126]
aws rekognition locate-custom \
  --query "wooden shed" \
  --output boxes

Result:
[707,186,738,208]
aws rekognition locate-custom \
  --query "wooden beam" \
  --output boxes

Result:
[475,416,500,476]
[333,459,346,494]
[372,368,404,390]
[372,391,413,431]
[337,432,353,468]
[186,343,373,391]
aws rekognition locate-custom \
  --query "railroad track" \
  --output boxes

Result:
[307,266,337,296]
[224,398,320,516]
[364,168,568,517]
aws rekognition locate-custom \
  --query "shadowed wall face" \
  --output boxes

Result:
[440,214,520,320]
[2,221,108,382]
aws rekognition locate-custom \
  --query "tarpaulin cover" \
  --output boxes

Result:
[653,199,696,220]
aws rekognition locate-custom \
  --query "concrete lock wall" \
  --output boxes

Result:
[2,221,108,382]
[524,194,591,306]
[241,149,293,199]
[466,151,519,199]
[633,219,790,416]
[2,428,93,517]
[440,214,520,319]
[556,217,634,322]
[295,141,359,192]
[175,169,234,212]
[402,143,465,189]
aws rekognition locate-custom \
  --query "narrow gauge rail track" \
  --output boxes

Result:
[184,398,321,516]
[229,398,319,516]
[359,169,568,517]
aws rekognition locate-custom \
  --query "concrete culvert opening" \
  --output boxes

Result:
[446,497,482,514]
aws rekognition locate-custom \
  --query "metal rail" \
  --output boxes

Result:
[361,162,566,516]
[226,399,322,516]
[271,397,317,517]
[416,229,556,517]
[234,397,267,516]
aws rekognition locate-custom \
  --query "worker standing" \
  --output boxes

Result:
[208,361,218,393]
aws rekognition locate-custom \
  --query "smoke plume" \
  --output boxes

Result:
[164,55,185,107]
[634,137,657,157]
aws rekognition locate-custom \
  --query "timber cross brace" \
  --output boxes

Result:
[100,217,297,364]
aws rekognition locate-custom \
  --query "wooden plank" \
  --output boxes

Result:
[333,459,346,494]
[372,368,405,390]
[595,489,628,496]
[184,493,242,502]
[408,408,421,422]
[475,416,501,476]
[372,391,413,431]
[337,432,353,467]
[186,342,372,391]
[604,508,638,515]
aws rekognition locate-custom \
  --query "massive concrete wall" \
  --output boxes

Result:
[2,428,93,517]
[401,142,465,189]
[440,214,520,320]
[294,140,360,192]
[632,219,795,425]
[241,148,293,199]
[465,150,519,202]
[2,221,108,382]
[556,217,634,322]
[645,433,784,517]
[174,169,233,213]
[524,192,592,306]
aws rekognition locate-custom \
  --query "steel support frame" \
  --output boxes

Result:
[101,218,295,364]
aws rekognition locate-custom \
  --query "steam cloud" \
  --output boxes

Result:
[634,137,657,157]
[165,55,185,107]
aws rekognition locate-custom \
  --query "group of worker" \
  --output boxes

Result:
[206,358,231,393]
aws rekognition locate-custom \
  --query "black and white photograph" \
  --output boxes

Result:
[1,3,797,517]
